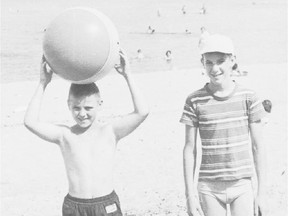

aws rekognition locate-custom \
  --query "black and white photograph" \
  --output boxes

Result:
[1,0,287,215]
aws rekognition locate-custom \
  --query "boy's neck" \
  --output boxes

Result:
[208,79,236,97]
[72,120,100,134]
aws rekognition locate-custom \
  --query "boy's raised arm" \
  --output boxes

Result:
[24,57,64,145]
[112,50,149,141]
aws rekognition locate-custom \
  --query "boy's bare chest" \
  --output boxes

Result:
[62,126,116,156]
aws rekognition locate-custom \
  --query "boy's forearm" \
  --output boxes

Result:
[123,73,149,116]
[183,144,197,198]
[251,123,267,196]
[253,142,267,196]
[24,82,47,127]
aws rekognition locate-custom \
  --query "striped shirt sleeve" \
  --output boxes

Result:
[247,92,266,123]
[180,95,199,127]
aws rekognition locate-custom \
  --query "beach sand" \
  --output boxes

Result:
[1,0,287,215]
[2,64,287,215]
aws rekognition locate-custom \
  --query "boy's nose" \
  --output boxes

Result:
[79,109,87,117]
[208,65,217,73]
[212,64,220,70]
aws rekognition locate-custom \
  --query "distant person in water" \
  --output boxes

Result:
[165,50,173,63]
[147,26,155,34]
[165,50,174,70]
[182,5,187,14]
[137,49,144,61]
[198,27,210,49]
[157,8,161,17]
[200,4,207,14]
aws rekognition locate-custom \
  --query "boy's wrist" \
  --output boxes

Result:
[123,71,131,79]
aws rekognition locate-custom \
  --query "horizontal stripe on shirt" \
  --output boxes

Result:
[199,165,253,173]
[202,140,249,149]
[199,116,248,125]
[200,159,253,169]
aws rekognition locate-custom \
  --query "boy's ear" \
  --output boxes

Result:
[229,55,237,68]
[200,56,205,68]
[98,100,103,106]
[230,55,236,63]
[67,100,71,110]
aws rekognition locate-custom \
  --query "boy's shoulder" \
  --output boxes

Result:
[185,85,209,101]
[234,84,258,98]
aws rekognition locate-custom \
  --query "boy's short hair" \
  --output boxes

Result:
[262,99,272,113]
[69,83,100,98]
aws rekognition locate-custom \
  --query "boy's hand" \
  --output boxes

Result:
[114,49,131,77]
[40,55,53,86]
[254,194,269,216]
[186,194,204,216]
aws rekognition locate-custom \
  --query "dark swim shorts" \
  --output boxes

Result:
[62,191,123,216]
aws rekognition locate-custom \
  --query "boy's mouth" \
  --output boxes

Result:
[77,117,89,122]
[211,71,223,78]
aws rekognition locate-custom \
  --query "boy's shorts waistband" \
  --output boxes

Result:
[65,190,117,204]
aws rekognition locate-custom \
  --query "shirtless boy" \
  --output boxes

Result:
[24,51,149,216]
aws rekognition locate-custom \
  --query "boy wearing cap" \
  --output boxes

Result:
[180,35,267,216]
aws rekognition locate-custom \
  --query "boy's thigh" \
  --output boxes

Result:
[199,193,227,216]
[229,182,254,216]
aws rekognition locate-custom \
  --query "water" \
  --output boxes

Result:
[1,0,286,83]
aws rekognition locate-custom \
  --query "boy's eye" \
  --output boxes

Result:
[85,107,94,111]
[205,59,226,66]
[217,59,226,64]
[205,61,213,66]
[73,107,80,111]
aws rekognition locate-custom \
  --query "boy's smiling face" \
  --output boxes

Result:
[203,52,235,86]
[68,94,102,128]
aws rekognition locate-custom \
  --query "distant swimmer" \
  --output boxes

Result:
[165,50,174,70]
[165,50,173,63]
[185,29,192,34]
[147,26,155,34]
[182,5,187,15]
[136,49,144,61]
[157,8,161,17]
[198,27,210,49]
[200,4,207,14]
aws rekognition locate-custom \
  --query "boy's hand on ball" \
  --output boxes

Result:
[114,49,131,77]
[40,55,53,86]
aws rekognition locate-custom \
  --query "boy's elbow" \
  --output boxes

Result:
[23,117,35,131]
[139,107,150,119]
[24,119,32,131]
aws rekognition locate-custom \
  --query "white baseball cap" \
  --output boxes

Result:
[200,34,235,55]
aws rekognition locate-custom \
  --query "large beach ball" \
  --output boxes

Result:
[43,7,120,84]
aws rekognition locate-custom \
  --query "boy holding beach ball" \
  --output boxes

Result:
[180,34,267,216]
[24,51,149,216]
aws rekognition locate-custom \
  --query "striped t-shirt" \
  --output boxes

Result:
[180,83,266,181]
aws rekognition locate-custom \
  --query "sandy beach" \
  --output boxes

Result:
[1,0,287,215]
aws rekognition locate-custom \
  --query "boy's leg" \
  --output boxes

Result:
[198,181,228,216]
[199,193,227,216]
[229,180,254,216]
